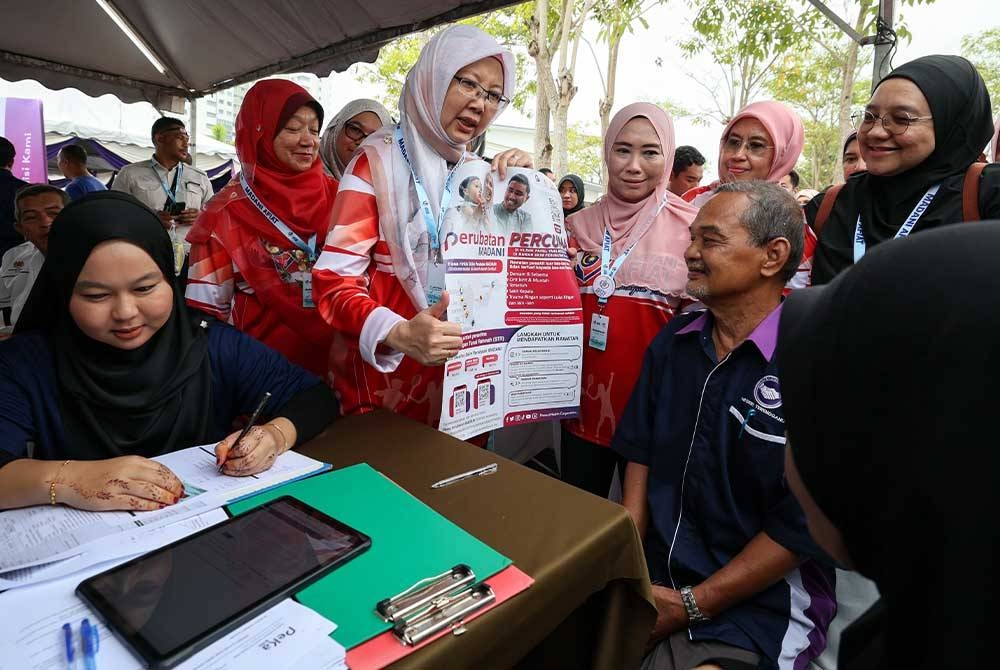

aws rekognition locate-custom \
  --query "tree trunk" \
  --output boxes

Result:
[527,0,555,166]
[834,0,873,183]
[598,31,621,191]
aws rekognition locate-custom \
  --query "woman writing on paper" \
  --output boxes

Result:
[312,25,531,427]
[561,103,699,496]
[185,80,339,376]
[0,192,338,511]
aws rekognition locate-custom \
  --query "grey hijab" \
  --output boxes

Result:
[319,99,393,179]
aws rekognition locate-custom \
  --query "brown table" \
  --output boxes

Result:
[298,410,656,669]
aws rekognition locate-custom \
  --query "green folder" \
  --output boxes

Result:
[227,463,511,648]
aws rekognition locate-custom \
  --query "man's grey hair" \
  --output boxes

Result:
[15,184,70,222]
[715,180,804,282]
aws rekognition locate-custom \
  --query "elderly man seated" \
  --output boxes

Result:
[614,181,835,670]
[0,185,69,335]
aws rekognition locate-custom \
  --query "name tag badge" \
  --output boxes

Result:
[302,273,315,308]
[589,313,609,351]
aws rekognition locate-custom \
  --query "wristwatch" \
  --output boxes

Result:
[679,586,710,624]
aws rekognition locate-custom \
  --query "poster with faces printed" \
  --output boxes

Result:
[438,164,583,441]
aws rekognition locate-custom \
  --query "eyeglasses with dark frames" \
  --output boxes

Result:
[452,76,510,108]
[852,110,933,136]
[342,121,373,142]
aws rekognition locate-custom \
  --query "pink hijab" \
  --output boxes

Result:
[567,103,699,297]
[719,100,804,182]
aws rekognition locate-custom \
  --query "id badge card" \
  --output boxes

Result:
[589,312,609,351]
[426,260,445,307]
[301,273,315,308]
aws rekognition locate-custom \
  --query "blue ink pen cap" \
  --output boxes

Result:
[62,622,75,662]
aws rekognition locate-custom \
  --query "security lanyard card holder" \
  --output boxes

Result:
[375,564,495,646]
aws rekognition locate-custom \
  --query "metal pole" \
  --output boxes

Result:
[872,0,898,92]
[188,96,198,168]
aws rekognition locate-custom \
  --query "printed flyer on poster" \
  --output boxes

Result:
[438,165,583,440]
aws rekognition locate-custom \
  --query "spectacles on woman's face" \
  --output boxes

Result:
[852,110,933,136]
[452,76,510,109]
[721,135,773,158]
[342,121,372,142]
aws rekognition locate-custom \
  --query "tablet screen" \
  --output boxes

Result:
[78,497,368,664]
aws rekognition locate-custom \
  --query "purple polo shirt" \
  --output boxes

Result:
[613,304,836,669]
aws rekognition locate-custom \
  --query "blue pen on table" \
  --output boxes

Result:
[218,391,271,472]
[81,618,99,670]
[62,622,76,670]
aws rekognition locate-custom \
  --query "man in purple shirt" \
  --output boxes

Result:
[614,181,835,670]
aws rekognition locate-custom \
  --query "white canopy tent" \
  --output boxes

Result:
[0,0,523,106]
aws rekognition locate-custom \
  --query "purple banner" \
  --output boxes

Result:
[1,97,46,183]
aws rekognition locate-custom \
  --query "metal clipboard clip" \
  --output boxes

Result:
[376,564,476,623]
[392,582,496,646]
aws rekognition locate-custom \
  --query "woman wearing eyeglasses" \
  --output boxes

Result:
[311,25,531,427]
[681,101,804,207]
[184,79,339,377]
[682,100,815,291]
[319,100,393,180]
[810,55,1000,285]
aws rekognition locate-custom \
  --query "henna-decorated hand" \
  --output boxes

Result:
[215,424,287,477]
[56,456,184,511]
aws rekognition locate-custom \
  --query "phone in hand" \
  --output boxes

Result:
[164,200,186,217]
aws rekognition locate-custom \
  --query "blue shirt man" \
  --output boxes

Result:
[58,145,106,201]
[614,182,835,670]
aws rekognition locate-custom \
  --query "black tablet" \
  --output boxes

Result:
[76,496,370,669]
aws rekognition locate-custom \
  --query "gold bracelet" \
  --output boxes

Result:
[49,460,71,505]
[266,422,290,452]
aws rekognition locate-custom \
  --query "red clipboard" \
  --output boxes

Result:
[346,565,533,669]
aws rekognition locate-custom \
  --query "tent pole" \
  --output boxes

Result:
[188,96,198,168]
[872,0,897,92]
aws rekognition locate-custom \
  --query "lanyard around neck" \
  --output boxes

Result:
[152,161,182,203]
[597,192,670,303]
[240,173,317,259]
[394,125,464,252]
[853,184,939,263]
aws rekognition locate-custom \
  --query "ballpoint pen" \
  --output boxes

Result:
[218,391,271,472]
[62,622,76,670]
[81,618,99,670]
[430,462,498,489]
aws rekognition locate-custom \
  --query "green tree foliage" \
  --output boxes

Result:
[961,28,1000,107]
[356,8,536,118]
[210,122,229,143]
[678,0,821,123]
[766,47,870,188]
[566,123,603,183]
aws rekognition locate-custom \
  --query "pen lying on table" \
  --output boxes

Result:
[431,463,498,489]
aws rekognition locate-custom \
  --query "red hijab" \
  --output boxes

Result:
[187,80,338,369]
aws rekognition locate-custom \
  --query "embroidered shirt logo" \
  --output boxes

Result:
[753,375,782,410]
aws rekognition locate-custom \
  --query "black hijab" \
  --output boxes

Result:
[811,55,997,284]
[559,174,586,217]
[779,223,1000,668]
[16,191,213,459]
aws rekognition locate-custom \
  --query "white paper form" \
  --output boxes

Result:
[0,505,228,590]
[0,445,327,573]
[0,510,344,670]
[0,509,229,670]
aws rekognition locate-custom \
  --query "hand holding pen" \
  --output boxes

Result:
[215,392,296,477]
